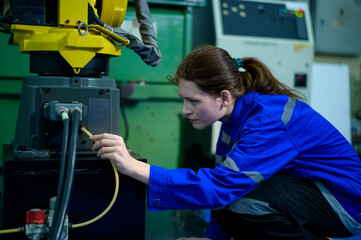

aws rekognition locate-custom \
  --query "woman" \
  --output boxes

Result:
[90,45,361,240]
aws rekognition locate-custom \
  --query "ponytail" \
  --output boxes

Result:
[240,57,304,100]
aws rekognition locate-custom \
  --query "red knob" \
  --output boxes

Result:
[26,209,45,224]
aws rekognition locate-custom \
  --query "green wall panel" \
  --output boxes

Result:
[121,100,183,169]
[0,35,33,78]
[0,35,27,162]
[0,99,19,163]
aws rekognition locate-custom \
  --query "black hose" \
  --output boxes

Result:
[49,117,69,239]
[51,109,81,240]
[94,13,105,26]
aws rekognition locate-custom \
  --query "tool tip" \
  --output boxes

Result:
[81,126,93,137]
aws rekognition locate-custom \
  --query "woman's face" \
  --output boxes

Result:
[178,79,227,130]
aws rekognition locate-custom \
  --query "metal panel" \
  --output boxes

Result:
[311,0,361,55]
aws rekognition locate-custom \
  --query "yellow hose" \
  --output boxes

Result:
[0,228,20,234]
[73,161,119,228]
[72,159,119,228]
[73,128,120,228]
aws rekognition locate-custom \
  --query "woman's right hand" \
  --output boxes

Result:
[90,133,150,184]
[91,133,133,174]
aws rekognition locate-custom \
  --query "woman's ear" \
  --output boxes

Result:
[220,90,232,107]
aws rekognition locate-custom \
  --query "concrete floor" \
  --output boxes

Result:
[145,210,361,240]
[145,210,208,240]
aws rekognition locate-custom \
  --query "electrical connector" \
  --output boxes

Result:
[43,101,84,121]
[57,107,69,121]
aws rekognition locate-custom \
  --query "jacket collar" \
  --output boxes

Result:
[222,91,255,142]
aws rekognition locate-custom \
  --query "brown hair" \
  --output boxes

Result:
[168,45,303,100]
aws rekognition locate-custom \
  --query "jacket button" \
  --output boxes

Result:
[154,198,161,205]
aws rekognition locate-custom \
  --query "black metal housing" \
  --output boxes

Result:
[2,145,146,240]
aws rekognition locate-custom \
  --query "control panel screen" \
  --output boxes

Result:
[221,0,308,40]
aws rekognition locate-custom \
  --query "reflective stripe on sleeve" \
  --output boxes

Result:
[220,157,265,185]
[220,157,240,172]
[242,171,265,185]
[281,97,296,126]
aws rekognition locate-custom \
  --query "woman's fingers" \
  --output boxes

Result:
[96,145,128,158]
[91,138,123,151]
[98,151,119,161]
[90,133,122,141]
[88,133,133,175]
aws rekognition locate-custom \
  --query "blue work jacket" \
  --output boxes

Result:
[147,91,361,239]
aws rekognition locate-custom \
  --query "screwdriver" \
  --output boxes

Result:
[81,127,93,138]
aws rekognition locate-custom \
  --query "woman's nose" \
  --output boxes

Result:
[182,103,191,115]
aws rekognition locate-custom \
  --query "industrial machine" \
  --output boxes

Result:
[0,0,161,239]
[213,0,314,101]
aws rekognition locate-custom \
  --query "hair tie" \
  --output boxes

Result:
[233,57,243,68]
